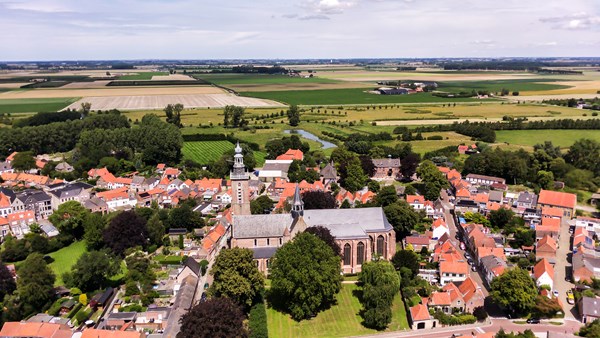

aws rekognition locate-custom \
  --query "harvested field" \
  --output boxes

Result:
[0,86,225,99]
[520,80,600,95]
[61,81,111,89]
[0,82,28,88]
[375,115,600,126]
[151,74,195,81]
[64,94,284,110]
[318,70,540,82]
[507,93,600,101]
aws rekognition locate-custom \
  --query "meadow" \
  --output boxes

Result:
[0,97,79,114]
[266,283,408,338]
[495,129,600,148]
[48,241,87,286]
[182,141,235,164]
[117,72,168,80]
[242,88,483,105]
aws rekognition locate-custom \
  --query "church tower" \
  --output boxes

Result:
[230,142,251,216]
[290,183,307,235]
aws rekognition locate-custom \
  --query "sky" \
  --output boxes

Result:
[0,0,599,61]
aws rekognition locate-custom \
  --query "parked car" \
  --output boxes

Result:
[526,318,540,324]
[471,265,477,272]
[460,242,466,250]
[567,290,575,304]
[553,290,559,298]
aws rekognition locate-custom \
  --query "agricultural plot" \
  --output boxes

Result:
[182,141,235,164]
[437,78,571,93]
[64,94,284,111]
[495,129,600,148]
[242,88,483,105]
[193,73,340,85]
[0,97,79,114]
[117,72,168,80]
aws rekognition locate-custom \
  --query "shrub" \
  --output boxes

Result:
[75,308,92,324]
[248,302,268,338]
[67,303,83,319]
[426,135,444,140]
[434,311,477,326]
[473,306,488,321]
[47,298,67,316]
[199,260,209,276]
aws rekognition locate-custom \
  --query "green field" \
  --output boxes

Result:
[117,72,168,80]
[496,129,600,147]
[437,79,571,93]
[182,141,235,164]
[242,88,483,105]
[0,97,79,114]
[267,283,408,338]
[48,241,87,286]
[192,73,340,85]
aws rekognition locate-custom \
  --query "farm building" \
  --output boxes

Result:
[377,87,409,95]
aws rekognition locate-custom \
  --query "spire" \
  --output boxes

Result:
[230,141,247,180]
[291,183,304,218]
[235,141,242,154]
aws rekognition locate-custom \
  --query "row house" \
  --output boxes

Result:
[480,255,507,286]
[515,191,537,212]
[335,189,375,208]
[533,258,554,291]
[537,189,577,219]
[431,277,485,314]
[575,216,600,235]
[536,217,560,241]
[536,234,558,263]
[83,197,109,214]
[1,172,53,188]
[432,218,449,240]
[0,192,12,217]
[6,210,35,239]
[47,182,93,210]
[96,188,137,211]
[404,234,436,252]
[573,227,594,250]
[572,247,600,283]
[465,174,506,186]
[12,190,52,220]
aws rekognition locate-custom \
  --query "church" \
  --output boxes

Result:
[228,143,396,274]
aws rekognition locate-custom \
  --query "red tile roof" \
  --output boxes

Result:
[406,195,425,204]
[81,329,143,338]
[440,260,468,275]
[536,235,557,252]
[533,258,554,280]
[429,291,452,306]
[409,303,431,321]
[541,207,564,218]
[0,322,72,338]
[0,193,11,208]
[538,190,576,209]
[275,149,304,161]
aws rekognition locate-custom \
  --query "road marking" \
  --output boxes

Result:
[476,327,484,333]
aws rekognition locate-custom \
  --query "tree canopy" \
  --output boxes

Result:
[490,267,537,316]
[209,247,265,308]
[304,226,341,256]
[383,200,421,239]
[358,260,400,330]
[391,250,420,277]
[103,210,148,256]
[178,297,247,338]
[269,232,341,320]
[49,201,89,239]
[416,160,448,201]
[15,253,56,317]
[11,151,36,171]
[63,250,120,292]
[0,261,16,300]
[302,191,336,210]
[251,195,275,215]
[287,105,300,126]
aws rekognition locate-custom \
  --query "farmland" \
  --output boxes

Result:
[117,72,168,80]
[242,88,483,105]
[193,73,340,85]
[0,97,79,114]
[266,283,408,338]
[495,129,600,148]
[182,141,235,164]
[437,78,571,93]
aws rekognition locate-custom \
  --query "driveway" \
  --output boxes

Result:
[553,217,577,320]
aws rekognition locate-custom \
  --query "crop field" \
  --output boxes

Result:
[182,141,235,164]
[266,283,408,338]
[0,85,225,99]
[242,88,483,105]
[0,97,79,114]
[117,72,168,80]
[495,129,600,148]
[193,73,366,92]
[64,94,284,111]
[437,79,571,93]
[316,70,542,82]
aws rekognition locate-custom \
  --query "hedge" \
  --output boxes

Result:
[249,302,268,338]
[67,303,83,319]
[434,311,477,326]
[75,308,93,324]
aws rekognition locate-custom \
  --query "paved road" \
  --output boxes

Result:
[554,217,577,320]
[352,318,582,338]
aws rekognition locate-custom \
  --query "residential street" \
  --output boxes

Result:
[554,217,577,320]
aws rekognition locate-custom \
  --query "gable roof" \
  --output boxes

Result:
[538,190,576,209]
[440,260,468,275]
[428,291,451,306]
[537,235,558,252]
[409,303,431,321]
[0,322,72,338]
[182,257,201,276]
[533,258,554,280]
[275,149,304,161]
[372,158,400,168]
[233,214,293,239]
[406,195,425,204]
[81,329,143,338]
[542,207,564,218]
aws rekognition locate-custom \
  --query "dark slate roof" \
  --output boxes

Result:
[49,182,92,199]
[372,158,401,168]
[16,190,51,203]
[517,191,537,205]
[169,228,188,235]
[579,297,600,317]
[252,247,278,259]
[233,214,293,239]
[488,190,504,203]
[108,312,137,321]
[0,187,16,202]
[456,200,478,208]
[183,257,201,276]
[320,162,337,179]
[97,287,114,305]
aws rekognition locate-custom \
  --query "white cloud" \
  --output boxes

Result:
[2,1,74,13]
[299,14,330,20]
[540,12,600,30]
[301,0,355,15]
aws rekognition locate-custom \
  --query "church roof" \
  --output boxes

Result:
[233,214,294,239]
[303,207,393,236]
[252,247,278,259]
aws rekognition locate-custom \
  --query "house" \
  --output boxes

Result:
[371,158,401,180]
[591,193,600,206]
[432,218,449,240]
[7,210,35,239]
[176,256,201,285]
[83,197,109,214]
[59,299,76,315]
[428,291,453,314]
[13,190,52,219]
[404,234,433,252]
[0,192,12,217]
[409,302,437,330]
[457,277,485,313]
[572,248,600,283]
[48,182,93,210]
[105,312,138,330]
[320,162,338,185]
[90,287,114,310]
[579,297,600,324]
[406,195,425,210]
[538,190,577,219]
[258,160,293,182]
[439,260,469,285]
[488,190,504,204]
[81,329,144,338]
[536,217,561,241]
[536,235,558,263]
[54,162,73,173]
[573,227,594,250]
[0,322,72,338]
[576,216,600,235]
[516,191,537,211]
[96,188,137,211]
[542,207,564,219]
[135,307,170,332]
[480,255,506,286]
[465,174,506,186]
[533,258,555,291]
[275,149,304,161]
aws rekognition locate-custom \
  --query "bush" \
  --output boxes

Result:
[426,135,444,140]
[75,308,92,323]
[47,298,67,316]
[199,260,209,276]
[473,306,488,321]
[67,303,83,319]
[434,311,477,326]
[249,302,268,338]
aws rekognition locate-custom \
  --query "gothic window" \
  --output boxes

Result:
[357,242,365,265]
[343,243,352,266]
[377,235,385,256]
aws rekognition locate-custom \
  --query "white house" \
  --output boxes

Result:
[533,258,554,291]
[432,218,449,240]
[406,195,425,210]
[576,216,600,234]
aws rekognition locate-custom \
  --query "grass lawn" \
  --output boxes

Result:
[48,241,87,286]
[242,89,483,105]
[495,129,600,148]
[182,140,235,164]
[266,283,408,338]
[0,97,79,114]
[117,72,168,80]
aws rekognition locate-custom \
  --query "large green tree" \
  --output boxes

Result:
[48,201,89,239]
[146,213,165,245]
[0,261,16,300]
[342,156,368,193]
[251,195,275,215]
[304,226,341,256]
[416,160,449,201]
[489,208,515,230]
[62,250,119,292]
[383,200,420,239]
[103,211,148,256]
[375,185,399,207]
[178,297,247,338]
[166,204,205,231]
[11,151,36,171]
[209,248,265,308]
[358,260,400,330]
[269,232,341,320]
[287,105,300,126]
[301,191,336,210]
[83,212,106,250]
[490,267,537,315]
[565,139,600,175]
[15,253,56,316]
[391,250,420,277]
[579,319,600,337]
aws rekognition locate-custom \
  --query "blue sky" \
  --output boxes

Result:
[0,0,599,60]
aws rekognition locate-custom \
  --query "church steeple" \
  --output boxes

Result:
[291,183,304,218]
[230,141,251,215]
[231,142,247,180]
